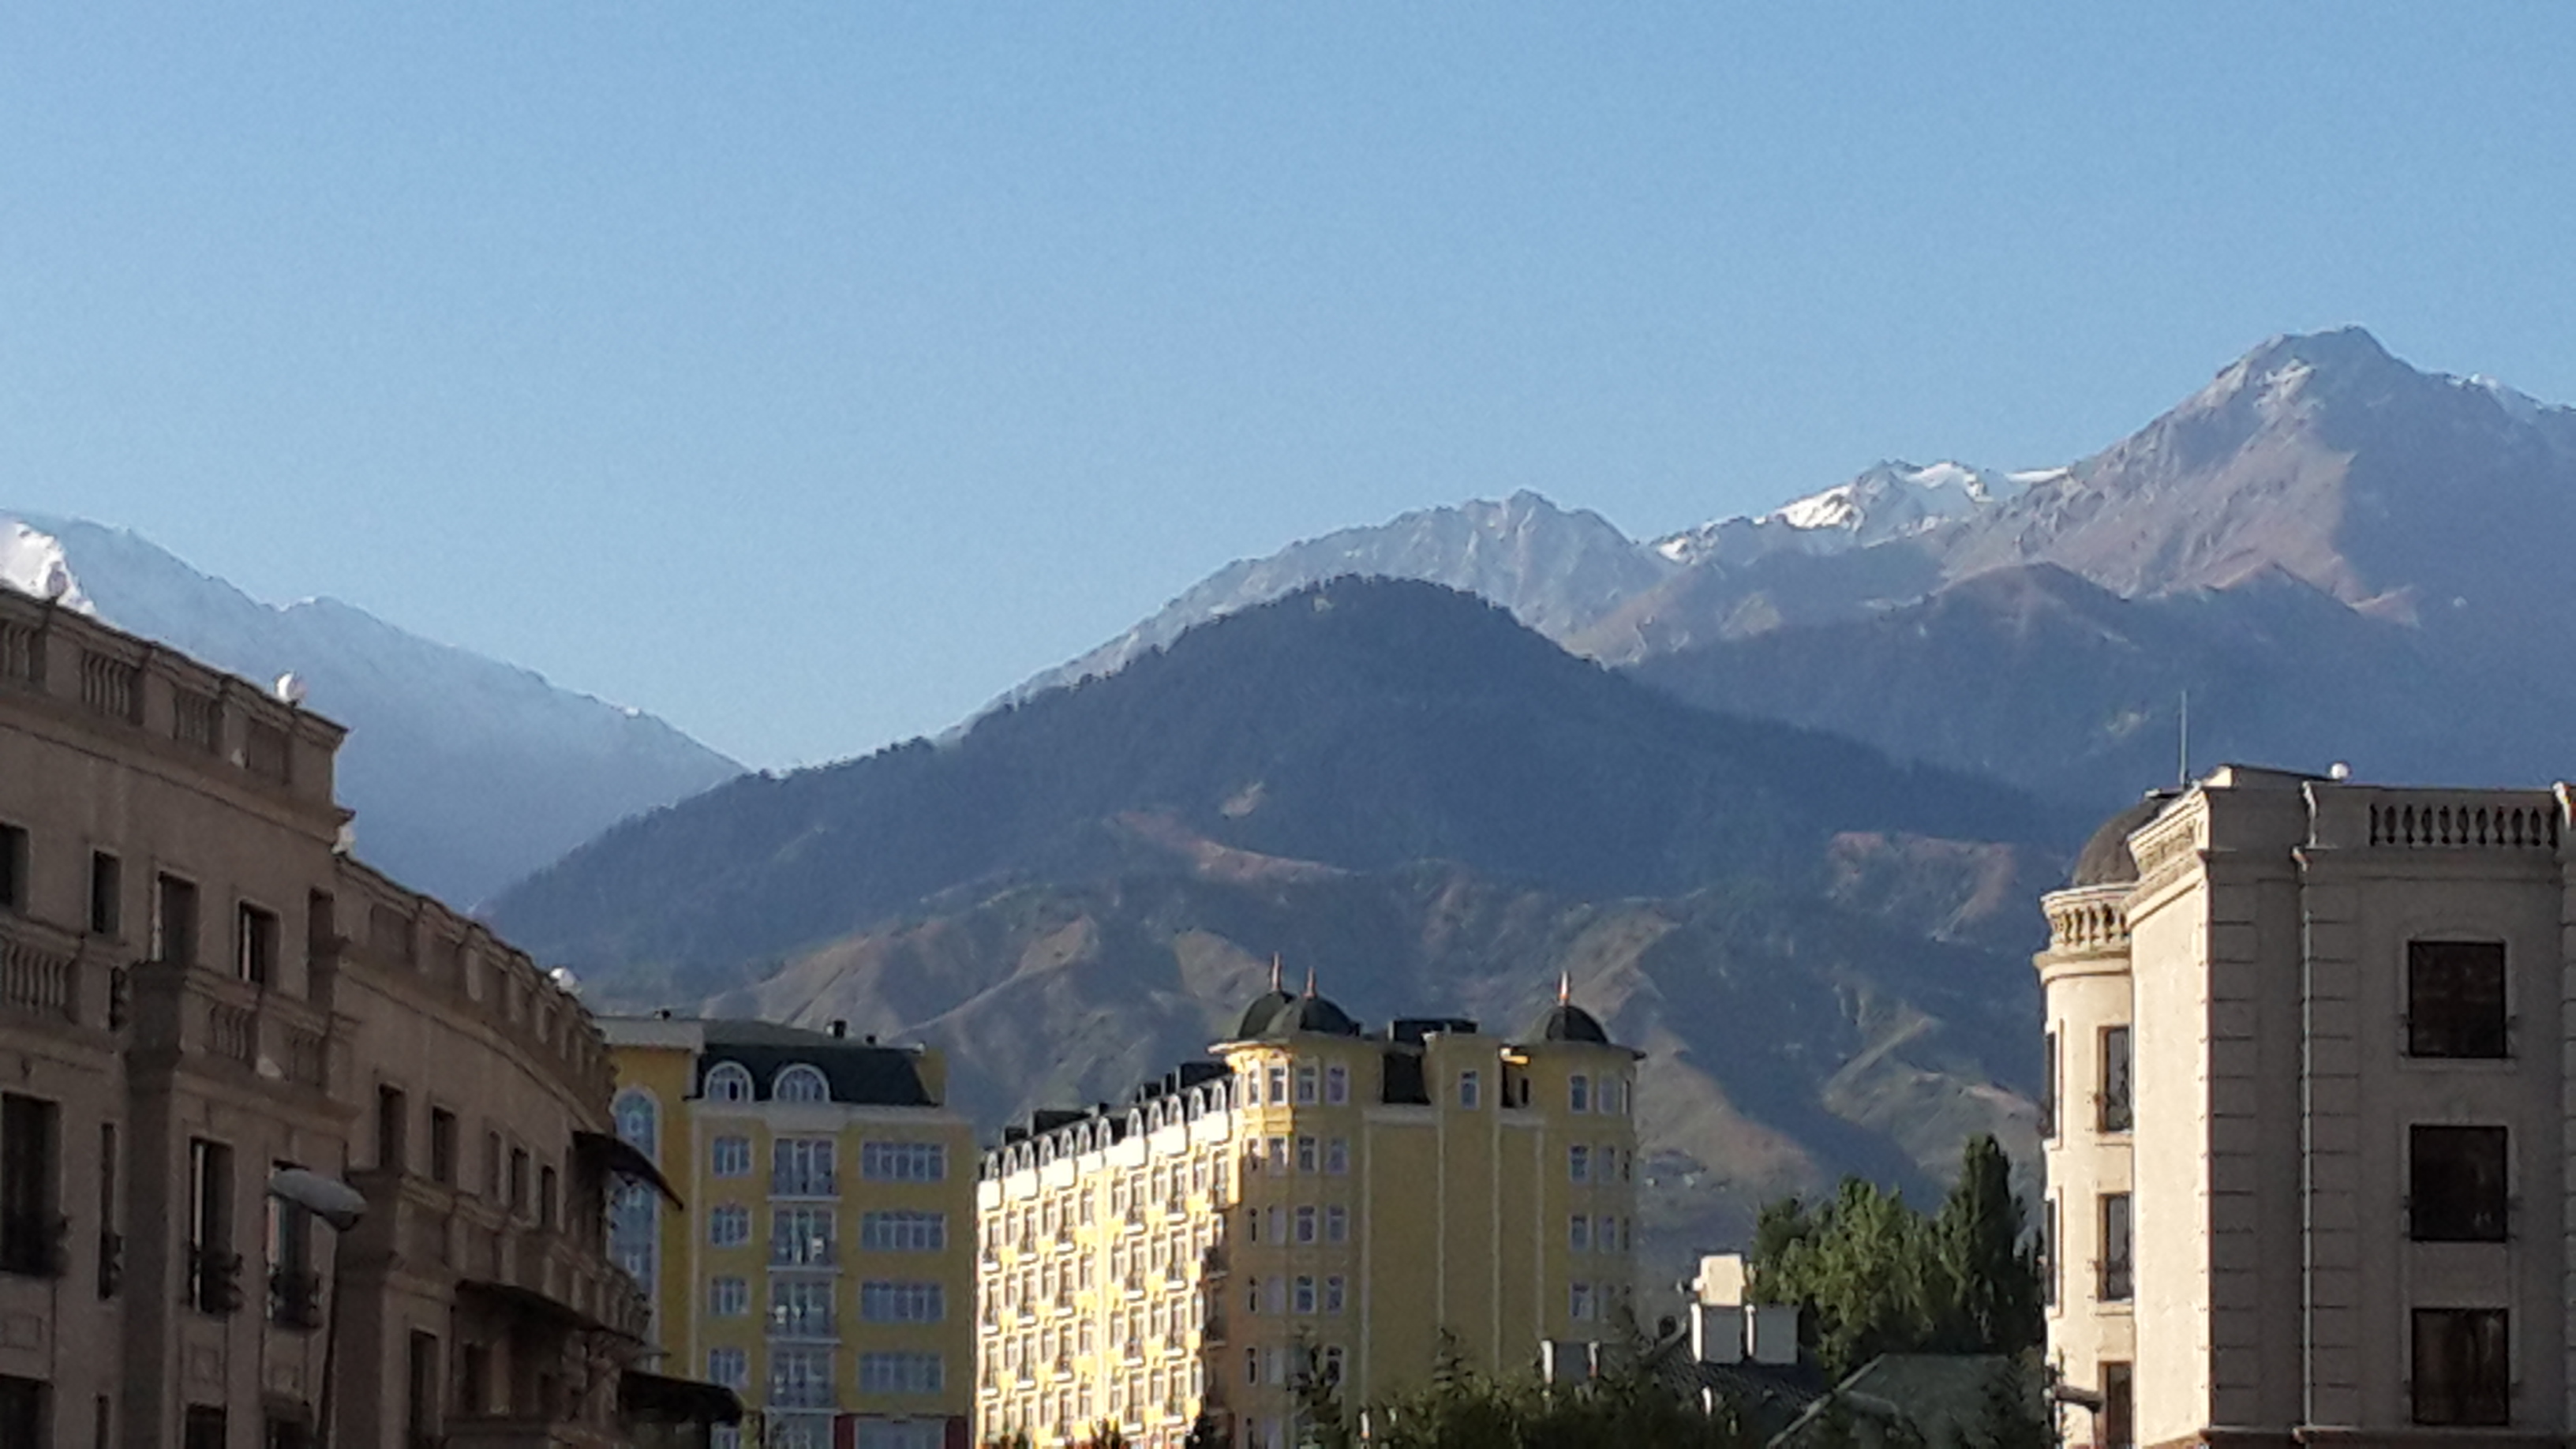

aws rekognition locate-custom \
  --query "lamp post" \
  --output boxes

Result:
[268,1170,365,1449]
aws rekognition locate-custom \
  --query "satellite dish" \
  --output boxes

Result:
[2328,762,2352,781]
[549,966,582,994]
[275,672,306,706]
[40,564,68,602]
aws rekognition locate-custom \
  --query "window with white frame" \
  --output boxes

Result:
[710,1276,749,1316]
[1295,1065,1318,1103]
[771,1278,834,1337]
[769,1346,834,1407]
[773,1136,836,1196]
[1569,1074,1590,1114]
[1294,1207,1316,1244]
[773,1206,834,1267]
[711,1136,751,1177]
[862,1210,946,1252]
[1267,1066,1287,1103]
[1569,1215,1590,1252]
[1325,1065,1349,1104]
[703,1063,752,1103]
[1324,1205,1347,1243]
[1324,1138,1348,1174]
[773,1064,830,1103]
[858,1353,945,1395]
[1570,1282,1594,1321]
[1568,1145,1590,1183]
[1324,1275,1346,1312]
[860,1281,945,1323]
[861,1140,945,1181]
[1296,1137,1316,1173]
[708,1205,751,1247]
[1294,1276,1316,1314]
[706,1347,748,1391]
[1458,1070,1481,1110]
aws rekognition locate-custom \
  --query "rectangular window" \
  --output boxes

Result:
[1458,1070,1481,1110]
[858,1352,945,1395]
[2409,941,2509,1058]
[772,1207,833,1264]
[153,874,199,966]
[0,1095,61,1277]
[2099,1025,2132,1133]
[1569,1074,1590,1113]
[428,1110,457,1186]
[710,1276,749,1316]
[711,1136,751,1177]
[2101,1361,2132,1447]
[2411,1125,2510,1242]
[1294,1207,1316,1244]
[772,1137,837,1196]
[88,852,120,937]
[1324,1065,1349,1104]
[1325,1137,1348,1174]
[2043,1197,2057,1309]
[181,1406,223,1449]
[1568,1215,1590,1252]
[375,1087,407,1174]
[861,1211,946,1252]
[1568,1145,1590,1184]
[538,1164,557,1230]
[1267,1067,1287,1104]
[706,1347,749,1391]
[96,1122,116,1301]
[234,904,278,988]
[769,1277,834,1338]
[265,1159,316,1327]
[859,1281,945,1323]
[1294,1066,1318,1104]
[1324,1275,1345,1312]
[859,1140,945,1181]
[507,1148,529,1215]
[1293,1276,1316,1314]
[1325,1205,1347,1243]
[2042,1029,2058,1140]
[1569,1282,1593,1321]
[2099,1193,2132,1302]
[0,826,24,914]
[709,1206,751,1248]
[1295,1137,1316,1174]
[2412,1308,2509,1426]
[187,1139,237,1315]
[405,1331,439,1442]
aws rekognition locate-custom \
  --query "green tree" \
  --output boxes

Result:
[1748,1134,2044,1376]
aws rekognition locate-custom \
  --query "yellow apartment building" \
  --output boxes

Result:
[975,976,1640,1449]
[2039,767,2576,1447]
[603,1017,977,1449]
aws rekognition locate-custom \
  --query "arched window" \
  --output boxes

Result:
[704,1062,753,1103]
[612,1089,659,1153]
[773,1064,830,1103]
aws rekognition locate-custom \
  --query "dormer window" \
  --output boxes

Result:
[773,1065,829,1104]
[704,1063,752,1104]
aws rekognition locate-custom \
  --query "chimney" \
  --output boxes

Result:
[829,1020,848,1039]
[1690,1304,1746,1365]
[1747,1304,1799,1365]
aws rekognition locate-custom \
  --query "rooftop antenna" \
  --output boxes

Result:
[1557,972,1571,1007]
[1303,964,1317,998]
[1269,955,1282,992]
[2177,689,2191,788]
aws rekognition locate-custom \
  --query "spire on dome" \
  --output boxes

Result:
[1270,954,1282,991]
[1558,972,1571,1006]
[1304,964,1318,998]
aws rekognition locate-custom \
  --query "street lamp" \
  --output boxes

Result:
[269,1170,366,1449]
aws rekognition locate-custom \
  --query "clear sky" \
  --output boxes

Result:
[4,5,2570,767]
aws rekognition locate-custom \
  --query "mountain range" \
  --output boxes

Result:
[493,578,2067,1272]
[0,512,741,904]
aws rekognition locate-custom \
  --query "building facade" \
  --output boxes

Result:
[975,979,1640,1449]
[2039,766,2576,1446]
[0,586,658,1447]
[601,1017,976,1449]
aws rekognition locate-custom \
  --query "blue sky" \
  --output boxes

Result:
[4,5,2570,767]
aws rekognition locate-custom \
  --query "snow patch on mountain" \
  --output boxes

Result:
[1652,460,2035,567]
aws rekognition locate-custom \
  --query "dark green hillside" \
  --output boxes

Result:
[493,577,2058,975]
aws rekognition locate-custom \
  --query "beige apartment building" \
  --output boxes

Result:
[601,1017,977,1449]
[2039,766,2576,1447]
[975,977,1640,1449]
[0,585,686,1447]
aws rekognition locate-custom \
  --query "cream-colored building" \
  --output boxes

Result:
[975,979,1640,1449]
[2039,766,2576,1447]
[0,584,674,1448]
[601,1017,976,1449]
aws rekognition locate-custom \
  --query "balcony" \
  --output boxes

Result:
[766,1382,836,1411]
[268,1266,325,1331]
[768,1240,837,1270]
[187,1245,245,1316]
[767,1312,837,1342]
[769,1172,837,1200]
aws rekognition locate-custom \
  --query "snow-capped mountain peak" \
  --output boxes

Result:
[1651,459,2036,567]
